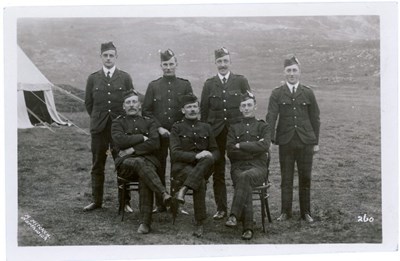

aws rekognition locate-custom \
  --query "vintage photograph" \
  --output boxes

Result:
[4,2,398,260]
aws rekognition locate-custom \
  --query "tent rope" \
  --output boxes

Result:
[28,90,89,135]
[26,107,55,133]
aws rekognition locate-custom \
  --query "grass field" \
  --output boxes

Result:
[16,16,382,247]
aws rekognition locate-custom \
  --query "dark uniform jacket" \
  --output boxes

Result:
[170,118,219,169]
[85,68,134,134]
[266,83,320,145]
[227,117,271,171]
[200,73,251,136]
[142,76,193,131]
[111,115,160,170]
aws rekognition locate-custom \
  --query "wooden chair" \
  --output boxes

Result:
[117,176,139,221]
[252,153,272,233]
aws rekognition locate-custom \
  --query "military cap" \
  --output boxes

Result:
[284,55,300,68]
[179,93,198,108]
[160,49,175,61]
[101,41,117,54]
[123,89,144,103]
[215,47,230,59]
[241,90,256,103]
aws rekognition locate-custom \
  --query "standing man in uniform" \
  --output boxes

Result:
[266,56,320,222]
[142,49,193,213]
[84,42,134,211]
[225,91,271,240]
[169,94,219,237]
[200,47,251,220]
[112,90,171,234]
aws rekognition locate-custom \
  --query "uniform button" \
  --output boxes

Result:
[108,101,111,103]
[224,109,227,112]
[224,117,227,120]
[246,141,249,143]
[194,132,197,135]
[135,128,138,130]
[107,84,110,86]
[246,123,249,126]
[223,90,226,93]
[154,99,157,101]
[168,117,171,119]
[108,109,111,112]
[168,108,171,110]
[168,82,171,85]
[192,125,194,128]
[293,107,296,110]
[108,92,111,95]
[292,98,295,101]
[164,112,167,115]
[223,100,226,103]
[168,90,171,92]
[246,131,249,133]
[295,125,297,128]
[194,142,197,145]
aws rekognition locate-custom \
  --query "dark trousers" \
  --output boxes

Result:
[205,126,228,212]
[90,118,117,206]
[172,157,213,223]
[279,133,314,218]
[119,157,167,225]
[154,136,169,208]
[231,166,266,231]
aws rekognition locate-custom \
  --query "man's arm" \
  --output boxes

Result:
[239,122,271,153]
[133,119,160,155]
[169,124,197,163]
[308,89,320,144]
[226,125,254,160]
[111,119,147,150]
[142,84,162,128]
[200,83,209,122]
[84,75,94,116]
[265,89,279,144]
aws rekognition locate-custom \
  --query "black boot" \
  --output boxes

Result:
[176,186,189,204]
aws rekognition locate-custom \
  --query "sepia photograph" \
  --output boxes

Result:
[3,1,398,261]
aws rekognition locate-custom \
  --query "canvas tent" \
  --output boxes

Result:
[17,46,67,129]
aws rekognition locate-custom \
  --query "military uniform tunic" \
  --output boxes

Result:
[169,118,219,223]
[200,72,251,213]
[227,117,271,231]
[112,115,167,225]
[142,75,193,207]
[84,68,134,206]
[266,83,320,218]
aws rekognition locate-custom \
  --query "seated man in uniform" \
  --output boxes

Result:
[169,93,219,238]
[225,91,271,240]
[112,90,172,234]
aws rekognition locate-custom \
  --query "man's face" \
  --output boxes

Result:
[215,54,231,76]
[239,98,256,118]
[160,57,177,77]
[284,64,301,85]
[181,102,199,120]
[123,95,141,116]
[101,50,117,69]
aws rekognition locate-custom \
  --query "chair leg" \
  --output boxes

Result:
[259,190,266,233]
[265,192,272,223]
[121,184,126,222]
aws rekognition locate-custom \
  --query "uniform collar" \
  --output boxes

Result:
[218,71,231,82]
[103,66,116,77]
[242,117,256,123]
[286,81,299,92]
[163,75,177,81]
[183,117,198,124]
